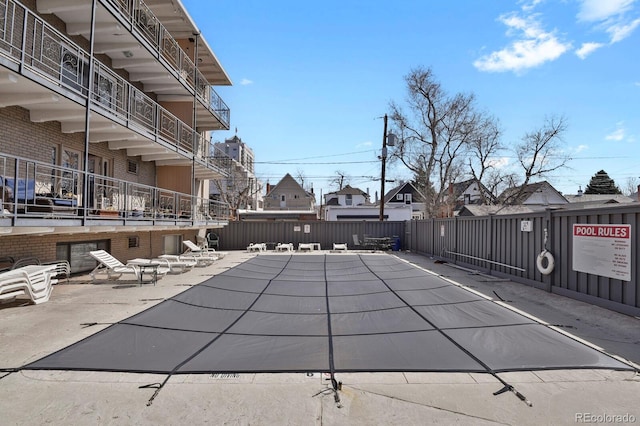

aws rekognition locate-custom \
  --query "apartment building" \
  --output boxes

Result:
[0,0,233,272]
[210,135,263,212]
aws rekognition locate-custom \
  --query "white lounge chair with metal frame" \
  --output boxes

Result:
[153,255,198,273]
[89,250,140,281]
[88,250,170,284]
[183,240,220,260]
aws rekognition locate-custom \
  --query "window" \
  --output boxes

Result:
[346,194,353,206]
[396,194,403,201]
[57,240,109,274]
[404,193,412,204]
[127,160,138,175]
[128,236,140,248]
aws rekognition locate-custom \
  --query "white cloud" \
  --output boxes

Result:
[487,157,510,168]
[607,18,640,42]
[575,42,603,58]
[356,141,373,148]
[577,0,635,22]
[577,0,640,44]
[605,124,626,141]
[240,78,253,85]
[474,13,571,73]
[574,144,589,153]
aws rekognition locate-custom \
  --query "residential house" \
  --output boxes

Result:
[324,184,412,221]
[458,181,568,216]
[261,174,317,219]
[498,181,568,207]
[324,185,369,207]
[383,181,427,220]
[563,187,636,208]
[0,0,232,272]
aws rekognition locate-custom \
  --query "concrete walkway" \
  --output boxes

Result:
[1,250,638,425]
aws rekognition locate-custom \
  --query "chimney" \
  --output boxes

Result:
[637,184,640,202]
[266,183,271,194]
[577,186,583,197]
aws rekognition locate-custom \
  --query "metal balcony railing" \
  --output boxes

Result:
[103,0,230,127]
[0,0,230,155]
[0,153,231,225]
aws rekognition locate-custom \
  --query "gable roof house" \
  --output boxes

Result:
[246,173,317,220]
[441,179,496,217]
[383,181,427,220]
[324,185,370,207]
[458,181,568,216]
[323,184,412,221]
[0,0,233,273]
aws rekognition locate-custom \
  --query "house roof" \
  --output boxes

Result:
[498,181,567,205]
[457,205,540,216]
[564,194,635,204]
[326,185,369,197]
[265,173,314,199]
[383,181,426,203]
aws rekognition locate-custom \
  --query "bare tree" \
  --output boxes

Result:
[467,116,503,204]
[502,115,570,204]
[389,66,501,216]
[210,164,260,220]
[329,170,349,191]
[295,168,306,190]
[623,177,639,196]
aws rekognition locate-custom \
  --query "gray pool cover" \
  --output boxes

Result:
[26,254,632,375]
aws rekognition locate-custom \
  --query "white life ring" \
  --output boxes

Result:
[536,250,555,275]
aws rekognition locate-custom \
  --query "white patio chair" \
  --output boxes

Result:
[246,242,266,252]
[0,265,56,304]
[153,255,197,273]
[89,250,141,282]
[332,243,348,251]
[275,243,294,252]
[183,240,220,259]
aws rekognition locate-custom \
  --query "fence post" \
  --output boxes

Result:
[488,213,494,274]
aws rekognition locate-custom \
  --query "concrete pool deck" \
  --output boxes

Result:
[1,250,638,425]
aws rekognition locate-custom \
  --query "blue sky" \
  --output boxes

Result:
[183,0,640,201]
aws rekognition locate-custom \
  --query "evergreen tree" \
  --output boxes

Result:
[584,170,622,194]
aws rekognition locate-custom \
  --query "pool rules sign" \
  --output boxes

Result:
[572,224,631,281]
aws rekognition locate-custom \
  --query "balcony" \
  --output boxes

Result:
[1,153,231,235]
[0,0,230,177]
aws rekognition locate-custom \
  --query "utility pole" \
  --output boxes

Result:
[379,114,388,221]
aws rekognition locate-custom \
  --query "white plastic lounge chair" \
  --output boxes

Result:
[41,260,71,283]
[152,256,197,273]
[183,240,220,259]
[246,242,266,252]
[275,243,294,252]
[159,254,214,268]
[298,243,314,252]
[0,264,56,304]
[89,250,143,282]
[332,243,348,251]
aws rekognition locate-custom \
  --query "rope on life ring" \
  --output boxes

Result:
[536,250,555,275]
